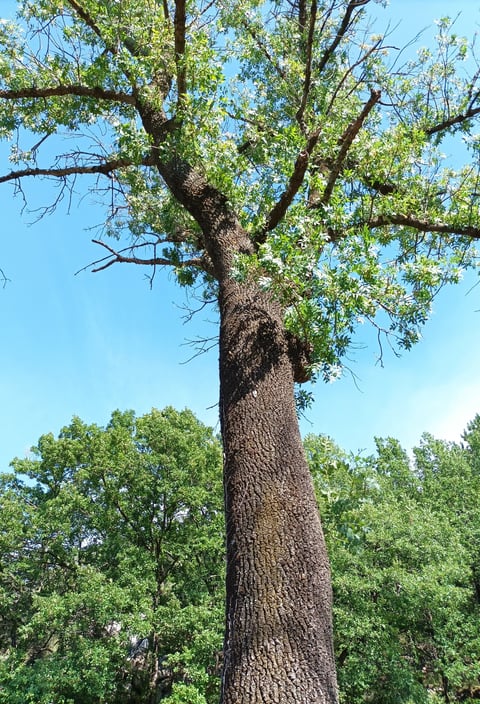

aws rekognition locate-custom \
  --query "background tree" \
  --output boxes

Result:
[306,426,480,704]
[0,407,224,704]
[3,410,480,703]
[1,1,480,701]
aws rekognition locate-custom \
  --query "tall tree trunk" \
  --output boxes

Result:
[149,145,338,701]
[218,275,339,704]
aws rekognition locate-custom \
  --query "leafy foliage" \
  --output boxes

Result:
[2,408,480,703]
[0,407,224,704]
[0,1,479,380]
[306,427,480,704]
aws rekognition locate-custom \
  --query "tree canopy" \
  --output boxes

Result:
[1,1,479,379]
[0,407,224,704]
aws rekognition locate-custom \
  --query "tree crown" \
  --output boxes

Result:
[1,0,479,379]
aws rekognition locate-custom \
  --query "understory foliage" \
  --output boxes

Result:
[1,408,480,704]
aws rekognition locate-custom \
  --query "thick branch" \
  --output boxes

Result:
[316,0,370,75]
[322,88,381,204]
[0,157,153,184]
[366,214,480,239]
[257,129,321,242]
[0,85,135,105]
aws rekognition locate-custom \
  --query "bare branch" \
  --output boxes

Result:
[365,213,480,239]
[0,157,154,185]
[0,85,136,105]
[322,88,381,204]
[0,267,9,288]
[88,239,206,273]
[257,129,321,243]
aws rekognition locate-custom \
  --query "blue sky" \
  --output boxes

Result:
[1,0,480,468]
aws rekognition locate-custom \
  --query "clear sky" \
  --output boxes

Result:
[1,0,480,469]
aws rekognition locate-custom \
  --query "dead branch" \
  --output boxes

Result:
[0,156,155,185]
[0,267,9,288]
[88,239,206,274]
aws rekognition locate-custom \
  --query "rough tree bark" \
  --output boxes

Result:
[152,144,339,701]
[219,274,338,703]
[157,150,338,699]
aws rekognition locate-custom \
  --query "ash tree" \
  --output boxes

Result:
[1,1,480,702]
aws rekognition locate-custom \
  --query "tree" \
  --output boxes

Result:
[0,407,224,704]
[1,2,480,701]
[306,430,480,704]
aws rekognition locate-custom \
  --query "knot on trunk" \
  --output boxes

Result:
[286,331,313,383]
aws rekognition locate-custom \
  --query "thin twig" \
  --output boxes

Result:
[87,239,205,274]
[316,0,370,76]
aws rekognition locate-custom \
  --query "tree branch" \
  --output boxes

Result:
[322,88,381,204]
[426,105,480,137]
[0,157,154,185]
[296,0,318,131]
[0,85,135,105]
[316,0,370,76]
[174,0,187,106]
[65,0,107,47]
[257,128,321,243]
[240,18,287,81]
[365,213,480,239]
[88,239,206,273]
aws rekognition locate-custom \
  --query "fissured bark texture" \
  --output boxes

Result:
[219,276,338,704]
[148,140,338,702]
